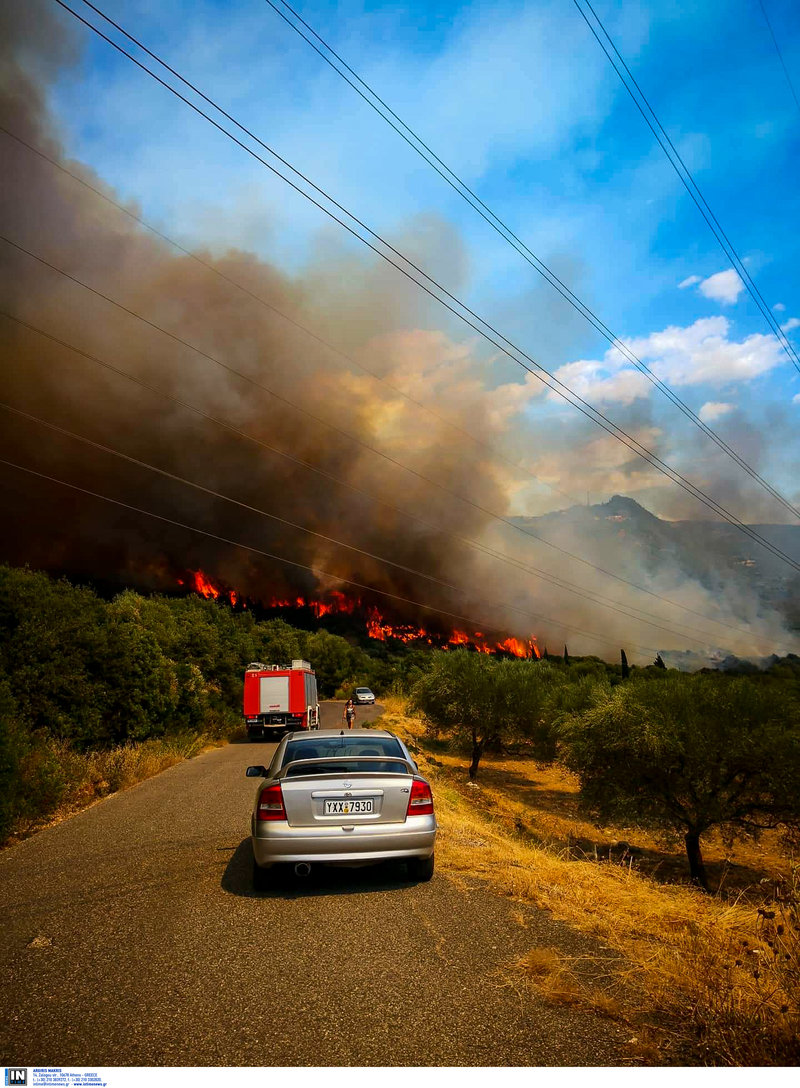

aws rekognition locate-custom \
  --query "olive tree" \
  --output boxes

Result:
[411,650,559,779]
[560,673,800,888]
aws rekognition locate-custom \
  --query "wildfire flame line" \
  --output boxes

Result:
[186,571,539,658]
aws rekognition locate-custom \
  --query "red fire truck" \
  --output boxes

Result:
[243,660,320,740]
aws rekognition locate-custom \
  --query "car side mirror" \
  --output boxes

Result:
[246,765,268,778]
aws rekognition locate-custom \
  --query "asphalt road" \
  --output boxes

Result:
[0,703,632,1066]
[318,699,384,730]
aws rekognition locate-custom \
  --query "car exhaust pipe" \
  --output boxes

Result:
[294,862,312,877]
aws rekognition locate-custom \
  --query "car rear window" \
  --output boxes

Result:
[282,735,406,774]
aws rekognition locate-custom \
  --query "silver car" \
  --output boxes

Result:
[246,729,437,889]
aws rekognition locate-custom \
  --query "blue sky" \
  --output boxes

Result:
[44,0,800,519]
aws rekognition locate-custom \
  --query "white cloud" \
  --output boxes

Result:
[774,303,786,312]
[677,269,745,305]
[794,393,800,405]
[547,359,650,405]
[698,269,745,305]
[627,317,783,385]
[551,317,785,407]
[781,317,800,332]
[698,401,735,422]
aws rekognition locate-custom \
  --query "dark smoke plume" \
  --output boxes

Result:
[0,0,796,662]
[0,1,520,634]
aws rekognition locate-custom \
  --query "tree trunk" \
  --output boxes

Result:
[685,828,709,890]
[469,732,484,780]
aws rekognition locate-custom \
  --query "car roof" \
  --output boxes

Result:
[284,728,395,741]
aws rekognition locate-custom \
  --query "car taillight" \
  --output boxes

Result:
[406,778,434,817]
[257,783,286,821]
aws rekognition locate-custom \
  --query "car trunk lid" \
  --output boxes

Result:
[279,758,415,827]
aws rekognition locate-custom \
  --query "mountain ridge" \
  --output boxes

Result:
[511,495,800,638]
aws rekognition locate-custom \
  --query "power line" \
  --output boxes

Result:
[6,242,797,638]
[3,397,748,650]
[0,455,669,659]
[71,0,800,527]
[43,1,800,569]
[5,312,777,659]
[0,124,582,509]
[573,0,800,376]
[260,0,800,521]
[757,0,800,114]
[3,65,790,643]
[2,234,591,557]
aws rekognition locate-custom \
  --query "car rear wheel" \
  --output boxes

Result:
[406,853,434,882]
[252,856,277,892]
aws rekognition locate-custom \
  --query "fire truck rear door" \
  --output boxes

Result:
[259,675,290,713]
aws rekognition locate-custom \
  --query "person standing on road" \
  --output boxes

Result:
[343,699,356,729]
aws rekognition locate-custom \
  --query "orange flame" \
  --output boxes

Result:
[309,591,356,618]
[192,570,220,599]
[497,636,531,659]
[366,606,429,642]
[185,573,539,656]
[190,570,241,608]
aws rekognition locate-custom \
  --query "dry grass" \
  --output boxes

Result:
[517,947,624,1019]
[81,734,210,794]
[5,731,232,845]
[379,696,800,1066]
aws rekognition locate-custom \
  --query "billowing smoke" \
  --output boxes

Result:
[0,0,797,663]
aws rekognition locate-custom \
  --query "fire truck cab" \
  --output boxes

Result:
[243,660,320,740]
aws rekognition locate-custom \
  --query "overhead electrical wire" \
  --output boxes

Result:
[572,0,800,376]
[756,0,800,115]
[5,234,599,564]
[0,456,670,660]
[6,241,799,638]
[51,1,800,551]
[2,397,753,652]
[1,317,774,648]
[0,124,581,509]
[67,0,800,533]
[5,132,793,648]
[43,1,800,570]
[3,0,788,665]
[5,310,783,661]
[260,0,800,521]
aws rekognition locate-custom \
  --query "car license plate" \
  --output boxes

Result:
[324,798,373,815]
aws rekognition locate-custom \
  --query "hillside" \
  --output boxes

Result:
[512,495,800,638]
